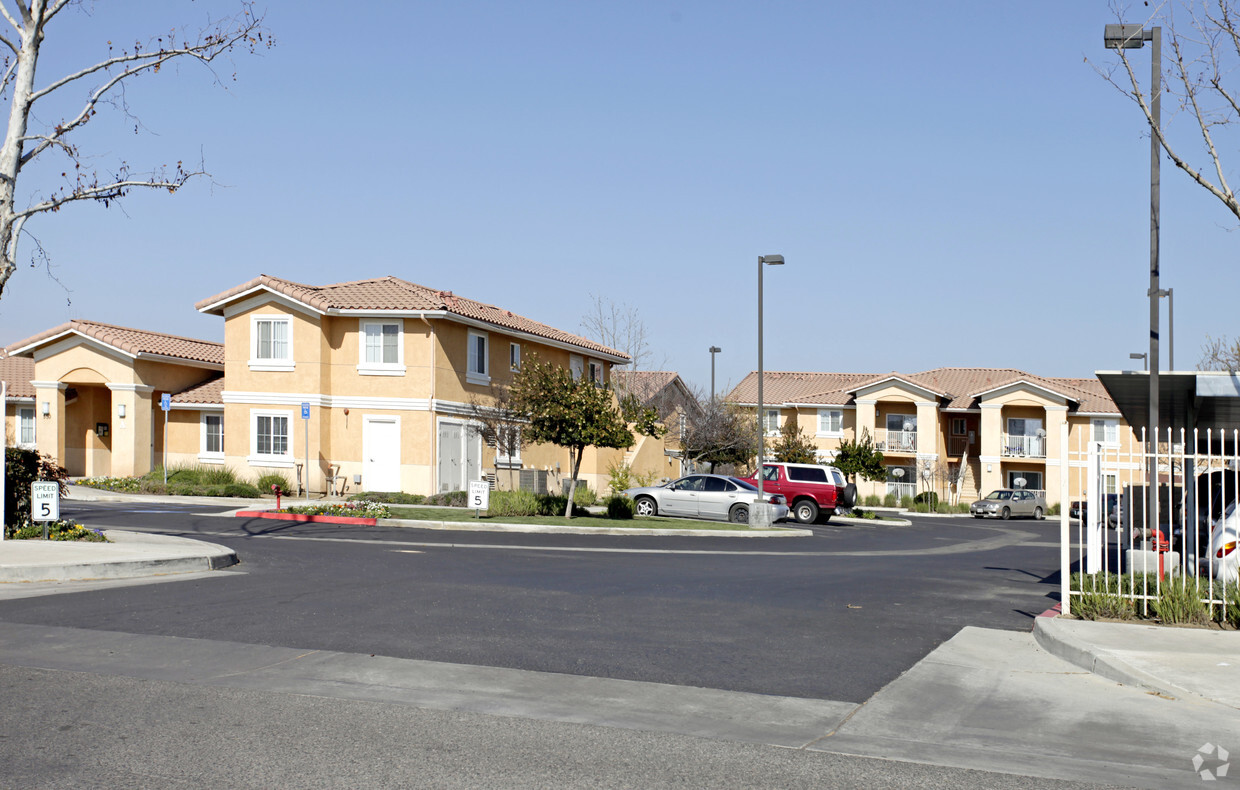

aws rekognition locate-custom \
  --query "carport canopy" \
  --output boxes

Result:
[1095,370,1240,449]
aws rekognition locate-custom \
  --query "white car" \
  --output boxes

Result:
[623,474,789,524]
[1200,499,1240,584]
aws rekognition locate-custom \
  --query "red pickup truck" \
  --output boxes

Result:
[746,462,857,524]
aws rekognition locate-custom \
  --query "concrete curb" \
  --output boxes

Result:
[0,529,239,583]
[376,518,814,537]
[1031,616,1236,706]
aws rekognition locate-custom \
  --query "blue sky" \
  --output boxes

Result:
[1,1,1233,396]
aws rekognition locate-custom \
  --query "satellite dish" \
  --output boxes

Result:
[892,468,905,479]
[1014,477,1027,488]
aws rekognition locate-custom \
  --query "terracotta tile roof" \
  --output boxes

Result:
[727,371,881,406]
[6,320,223,367]
[611,371,678,403]
[171,375,224,405]
[196,274,629,361]
[0,353,34,398]
[727,367,1120,414]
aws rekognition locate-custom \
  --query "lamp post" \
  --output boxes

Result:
[755,254,784,524]
[709,346,722,401]
[1105,22,1161,534]
[1130,352,1147,371]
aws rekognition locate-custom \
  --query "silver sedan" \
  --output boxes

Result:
[623,474,789,524]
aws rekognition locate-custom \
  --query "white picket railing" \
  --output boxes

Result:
[1062,426,1238,619]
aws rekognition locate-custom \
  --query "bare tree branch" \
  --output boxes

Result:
[0,1,273,299]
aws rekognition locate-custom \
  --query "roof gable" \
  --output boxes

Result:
[6,320,223,368]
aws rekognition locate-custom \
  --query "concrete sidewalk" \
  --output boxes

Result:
[0,529,238,583]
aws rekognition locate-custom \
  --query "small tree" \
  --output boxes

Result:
[4,446,67,536]
[678,396,758,472]
[831,428,887,483]
[510,359,657,518]
[465,380,525,491]
[770,420,816,464]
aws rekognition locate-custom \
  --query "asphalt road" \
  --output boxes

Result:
[0,503,1065,703]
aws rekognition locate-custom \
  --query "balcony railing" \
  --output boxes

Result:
[886,481,916,500]
[1002,433,1046,458]
[947,436,971,456]
[876,429,916,453]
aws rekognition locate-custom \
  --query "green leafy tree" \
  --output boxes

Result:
[4,447,68,536]
[770,420,817,464]
[831,427,887,482]
[510,359,658,518]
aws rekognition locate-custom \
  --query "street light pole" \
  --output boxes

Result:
[756,254,784,524]
[1105,23,1161,534]
[709,346,721,401]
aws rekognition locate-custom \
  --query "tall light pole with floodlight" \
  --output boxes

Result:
[709,346,722,401]
[1105,22,1161,535]
[755,254,784,525]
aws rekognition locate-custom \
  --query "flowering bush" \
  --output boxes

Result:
[12,520,108,542]
[275,501,390,519]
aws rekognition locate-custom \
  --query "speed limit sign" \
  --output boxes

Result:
[31,481,59,522]
[467,480,490,512]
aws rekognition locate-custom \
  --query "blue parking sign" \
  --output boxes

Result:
[161,393,171,411]
[301,402,311,419]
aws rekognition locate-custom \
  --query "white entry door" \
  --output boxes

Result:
[363,416,401,492]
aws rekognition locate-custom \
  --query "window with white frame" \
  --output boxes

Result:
[249,410,293,465]
[200,412,224,460]
[569,354,584,381]
[358,320,404,374]
[18,407,34,446]
[467,331,490,385]
[588,360,603,385]
[1091,418,1119,446]
[817,409,843,436]
[1008,470,1043,491]
[495,426,521,466]
[763,409,780,435]
[510,342,521,371]
[250,315,293,371]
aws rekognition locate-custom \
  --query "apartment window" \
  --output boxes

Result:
[250,315,293,371]
[588,360,603,385]
[359,320,404,374]
[887,413,915,433]
[763,409,780,435]
[18,407,34,446]
[495,427,521,467]
[1092,418,1119,446]
[1008,471,1043,491]
[467,331,490,385]
[200,413,224,461]
[817,409,843,436]
[510,343,521,372]
[250,411,292,465]
[569,354,584,381]
[950,418,967,436]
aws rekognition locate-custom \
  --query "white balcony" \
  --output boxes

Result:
[876,429,917,454]
[1002,433,1046,458]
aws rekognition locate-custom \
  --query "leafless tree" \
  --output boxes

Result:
[677,394,758,473]
[1199,333,1240,369]
[1096,1,1240,222]
[0,1,273,300]
[465,380,525,490]
[579,294,666,387]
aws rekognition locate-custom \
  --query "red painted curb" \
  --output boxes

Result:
[1036,602,1063,618]
[234,510,377,526]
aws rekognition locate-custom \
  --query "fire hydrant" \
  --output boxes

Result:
[272,483,283,510]
[1151,528,1171,580]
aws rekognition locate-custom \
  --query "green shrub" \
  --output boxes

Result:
[425,490,467,507]
[606,462,635,496]
[256,472,291,493]
[169,482,198,496]
[883,493,897,507]
[1153,578,1212,626]
[4,447,69,535]
[899,495,914,510]
[863,494,880,507]
[572,484,597,507]
[1047,503,1061,516]
[535,494,588,517]
[12,520,108,542]
[913,491,939,508]
[605,495,634,519]
[223,483,263,498]
[1220,583,1240,628]
[351,491,425,505]
[139,480,168,495]
[487,489,539,517]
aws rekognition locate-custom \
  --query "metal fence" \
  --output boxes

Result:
[1062,426,1238,618]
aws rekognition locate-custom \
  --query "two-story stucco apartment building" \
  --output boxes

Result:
[2,275,679,497]
[728,368,1139,506]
